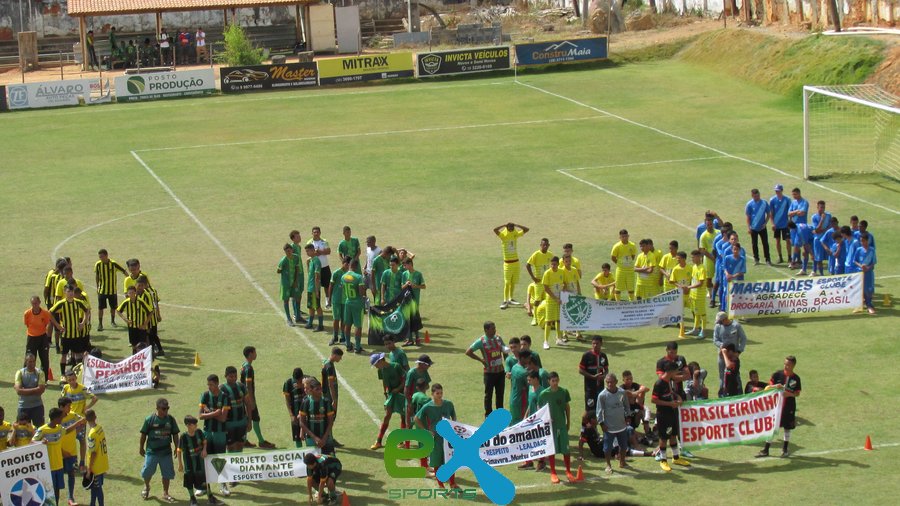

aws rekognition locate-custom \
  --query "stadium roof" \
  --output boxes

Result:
[68,0,317,16]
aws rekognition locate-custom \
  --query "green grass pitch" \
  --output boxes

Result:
[1,59,898,505]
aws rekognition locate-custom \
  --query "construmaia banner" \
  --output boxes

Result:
[679,389,784,450]
[83,347,153,394]
[727,272,863,318]
[204,449,313,484]
[560,290,683,331]
[443,405,555,466]
[514,37,608,66]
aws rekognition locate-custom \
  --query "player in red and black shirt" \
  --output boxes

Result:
[652,362,690,472]
[622,370,652,440]
[283,368,306,448]
[757,355,801,458]
[578,336,608,412]
[744,369,767,394]
[656,341,690,399]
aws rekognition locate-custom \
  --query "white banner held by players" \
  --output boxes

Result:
[0,444,56,506]
[560,290,683,331]
[83,348,153,394]
[727,272,863,318]
[679,389,784,450]
[204,449,312,484]
[442,405,555,466]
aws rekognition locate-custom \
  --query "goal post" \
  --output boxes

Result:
[803,84,900,181]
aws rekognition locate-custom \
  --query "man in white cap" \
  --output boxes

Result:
[712,312,747,397]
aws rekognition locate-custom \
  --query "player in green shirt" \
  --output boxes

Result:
[304,244,324,331]
[404,355,433,428]
[385,336,409,374]
[198,374,229,458]
[241,346,275,449]
[222,366,250,456]
[370,353,405,450]
[401,258,425,345]
[509,351,531,425]
[380,256,403,305]
[298,378,335,455]
[289,230,307,323]
[327,256,349,347]
[304,452,342,505]
[414,383,458,489]
[176,415,219,506]
[338,226,362,274]
[341,259,367,353]
[538,372,575,484]
[320,348,343,446]
[504,337,521,378]
[277,243,302,327]
[520,335,543,368]
[283,368,305,449]
[370,247,392,300]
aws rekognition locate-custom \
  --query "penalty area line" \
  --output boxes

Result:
[130,150,380,426]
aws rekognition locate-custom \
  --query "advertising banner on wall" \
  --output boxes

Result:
[5,79,98,110]
[515,37,608,66]
[115,69,216,102]
[220,63,319,93]
[417,47,511,77]
[317,53,414,85]
[0,444,56,506]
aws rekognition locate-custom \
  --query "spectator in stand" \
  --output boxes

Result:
[158,28,171,65]
[195,27,207,63]
[178,28,192,65]
[86,30,99,71]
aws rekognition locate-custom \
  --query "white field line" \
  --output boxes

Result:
[876,274,900,280]
[159,302,274,316]
[517,81,900,216]
[51,206,175,261]
[135,116,607,152]
[130,151,380,425]
[564,156,728,171]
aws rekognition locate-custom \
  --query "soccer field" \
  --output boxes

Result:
[1,59,898,505]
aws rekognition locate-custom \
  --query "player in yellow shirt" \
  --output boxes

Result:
[698,215,719,291]
[0,406,11,451]
[123,258,152,293]
[34,407,86,504]
[494,222,529,309]
[610,229,638,301]
[634,239,656,300]
[591,263,616,301]
[541,257,566,349]
[659,240,680,294]
[85,409,108,506]
[647,239,664,297]
[55,266,86,302]
[687,250,709,337]
[59,397,84,504]
[669,252,692,337]
[561,243,582,279]
[560,255,583,341]
[526,238,553,324]
[10,412,35,447]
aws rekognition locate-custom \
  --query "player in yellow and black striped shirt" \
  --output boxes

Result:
[49,285,91,379]
[117,286,152,351]
[44,258,68,308]
[136,275,164,356]
[95,249,127,331]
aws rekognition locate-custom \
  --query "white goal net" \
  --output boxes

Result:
[803,84,900,181]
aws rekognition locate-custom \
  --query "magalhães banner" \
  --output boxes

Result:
[5,79,99,110]
[514,37,608,66]
[317,53,414,85]
[204,449,313,484]
[727,272,863,318]
[442,405,555,466]
[0,444,56,506]
[220,62,318,93]
[679,389,784,450]
[560,290,683,331]
[417,47,510,77]
[83,347,152,394]
[116,69,215,102]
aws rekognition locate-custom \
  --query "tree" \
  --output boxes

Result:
[217,23,263,66]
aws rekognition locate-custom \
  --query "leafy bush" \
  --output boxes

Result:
[216,23,263,66]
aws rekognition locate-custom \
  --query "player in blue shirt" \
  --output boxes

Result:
[709,223,732,308]
[719,233,745,311]
[851,233,876,314]
[787,222,813,275]
[843,226,861,274]
[745,189,771,265]
[723,243,746,310]
[714,230,734,311]
[855,220,876,248]
[787,188,809,269]
[695,212,721,245]
[809,200,832,276]
[819,218,841,274]
[769,184,791,264]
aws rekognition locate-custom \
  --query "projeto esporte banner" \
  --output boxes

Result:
[679,389,784,450]
[83,347,152,394]
[560,290,684,331]
[727,272,863,318]
[204,449,313,484]
[442,405,555,466]
[317,53,414,85]
[0,444,56,506]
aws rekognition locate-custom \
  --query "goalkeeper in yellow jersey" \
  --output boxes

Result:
[494,222,529,310]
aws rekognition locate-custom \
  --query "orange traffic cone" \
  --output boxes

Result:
[883,294,892,307]
[864,435,873,451]
[424,330,431,344]
[574,464,584,482]
[341,491,350,506]
[193,352,201,367]
[46,367,54,382]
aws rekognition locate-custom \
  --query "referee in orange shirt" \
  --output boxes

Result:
[24,296,60,378]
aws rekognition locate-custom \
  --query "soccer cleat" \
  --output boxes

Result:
[518,461,534,470]
[530,317,537,326]
[500,301,509,310]
[753,260,760,266]
[195,488,205,497]
[370,442,384,450]
[543,341,550,350]
[208,496,221,505]
[780,450,790,458]
[867,307,876,315]
[654,452,665,462]
[315,325,325,332]
[286,319,295,327]
[566,471,577,482]
[695,330,705,340]
[509,299,522,306]
[295,316,307,324]
[535,460,546,472]
[766,261,773,266]
[555,339,568,346]
[550,472,560,484]
[355,347,365,354]
[660,460,672,472]
[328,338,338,346]
[304,323,314,330]
[681,449,696,458]
[111,320,118,327]
[796,270,808,276]
[219,485,231,497]
[755,449,769,458]
[97,324,103,332]
[346,345,354,353]
[259,441,276,449]
[686,328,700,336]
[673,457,691,466]
[244,440,256,448]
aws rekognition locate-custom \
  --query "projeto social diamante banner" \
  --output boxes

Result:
[220,62,318,93]
[204,449,313,484]
[116,69,216,102]
[417,47,511,77]
[442,405,555,466]
[727,272,863,318]
[515,37,608,66]
[679,389,784,451]
[0,444,56,506]
[560,290,683,331]
[5,79,100,110]
[83,347,152,394]
[317,53,414,85]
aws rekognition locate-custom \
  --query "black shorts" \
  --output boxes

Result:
[291,421,303,442]
[250,407,260,423]
[226,424,248,445]
[97,294,118,310]
[128,328,148,346]
[780,409,796,430]
[584,386,599,411]
[26,334,50,353]
[320,266,332,291]
[61,337,89,355]
[183,471,206,490]
[774,227,789,241]
[656,413,679,439]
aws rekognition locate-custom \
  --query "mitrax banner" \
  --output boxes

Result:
[204,449,313,484]
[317,53,414,85]
[679,389,784,450]
[514,37,608,66]
[560,290,683,331]
[727,272,863,318]
[83,347,153,394]
[0,444,56,506]
[417,47,511,77]
[442,405,555,467]
[115,69,216,102]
